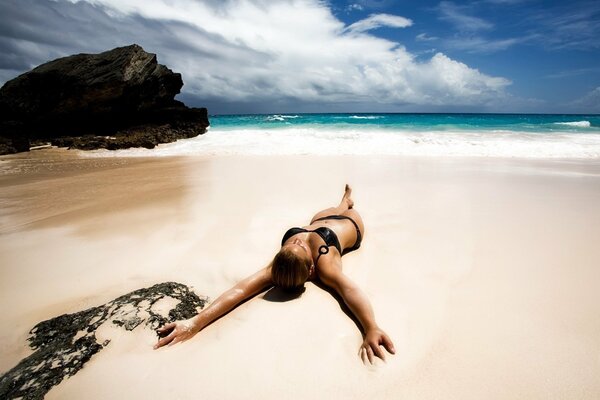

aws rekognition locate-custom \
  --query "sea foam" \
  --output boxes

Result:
[265,114,299,121]
[553,121,591,128]
[348,115,382,119]
[80,126,600,159]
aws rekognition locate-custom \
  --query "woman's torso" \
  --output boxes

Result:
[282,213,363,266]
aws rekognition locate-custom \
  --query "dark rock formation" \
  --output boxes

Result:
[0,45,209,154]
[0,282,208,400]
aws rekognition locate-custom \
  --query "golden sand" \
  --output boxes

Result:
[1,149,599,399]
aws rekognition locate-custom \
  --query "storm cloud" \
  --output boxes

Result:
[0,0,511,113]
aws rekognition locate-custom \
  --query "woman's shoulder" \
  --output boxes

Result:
[314,253,344,287]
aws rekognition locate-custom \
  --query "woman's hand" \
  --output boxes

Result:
[153,318,200,349]
[360,327,395,364]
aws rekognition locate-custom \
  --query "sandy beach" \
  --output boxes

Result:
[1,149,600,399]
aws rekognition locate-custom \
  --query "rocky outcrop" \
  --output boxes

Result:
[0,45,209,154]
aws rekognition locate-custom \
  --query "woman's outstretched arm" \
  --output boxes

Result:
[154,265,273,349]
[318,257,395,364]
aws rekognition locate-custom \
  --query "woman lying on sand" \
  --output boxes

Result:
[155,185,395,364]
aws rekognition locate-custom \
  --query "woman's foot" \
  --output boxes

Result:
[342,184,354,209]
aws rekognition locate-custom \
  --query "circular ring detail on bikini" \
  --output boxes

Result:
[315,245,330,266]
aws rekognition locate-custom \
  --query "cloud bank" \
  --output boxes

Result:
[0,0,511,113]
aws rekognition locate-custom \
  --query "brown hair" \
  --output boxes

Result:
[271,247,311,290]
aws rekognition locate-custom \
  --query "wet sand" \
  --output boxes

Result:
[1,148,600,399]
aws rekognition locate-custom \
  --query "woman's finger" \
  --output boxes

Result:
[366,346,374,364]
[360,347,368,364]
[168,336,182,347]
[381,334,396,354]
[157,322,175,333]
[154,330,176,349]
[371,342,385,361]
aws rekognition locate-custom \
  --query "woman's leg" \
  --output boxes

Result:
[310,184,354,223]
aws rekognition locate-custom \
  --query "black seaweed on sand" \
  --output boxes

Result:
[0,282,208,400]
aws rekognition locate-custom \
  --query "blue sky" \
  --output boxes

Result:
[331,0,600,111]
[0,0,598,114]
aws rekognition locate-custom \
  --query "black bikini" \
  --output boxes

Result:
[280,215,363,265]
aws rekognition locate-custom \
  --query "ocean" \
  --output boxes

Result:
[85,113,600,158]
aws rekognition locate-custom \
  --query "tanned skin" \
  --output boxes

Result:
[155,185,395,364]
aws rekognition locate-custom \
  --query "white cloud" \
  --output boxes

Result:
[2,0,512,111]
[410,53,510,104]
[349,0,395,10]
[544,67,600,79]
[346,3,364,12]
[416,33,438,41]
[444,36,522,53]
[438,1,494,31]
[346,13,413,33]
[528,3,600,50]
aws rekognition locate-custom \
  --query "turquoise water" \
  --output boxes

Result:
[211,113,600,133]
[83,113,600,158]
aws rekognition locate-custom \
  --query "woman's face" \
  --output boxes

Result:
[283,239,315,278]
[290,237,311,258]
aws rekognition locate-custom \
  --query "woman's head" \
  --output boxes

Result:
[271,245,312,290]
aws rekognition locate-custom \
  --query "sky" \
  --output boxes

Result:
[0,0,599,114]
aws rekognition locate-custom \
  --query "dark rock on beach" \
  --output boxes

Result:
[0,282,208,400]
[0,44,209,155]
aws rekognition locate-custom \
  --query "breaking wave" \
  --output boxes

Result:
[265,114,299,121]
[348,115,383,120]
[554,121,591,128]
[80,126,600,159]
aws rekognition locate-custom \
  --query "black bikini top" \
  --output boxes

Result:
[281,226,342,264]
